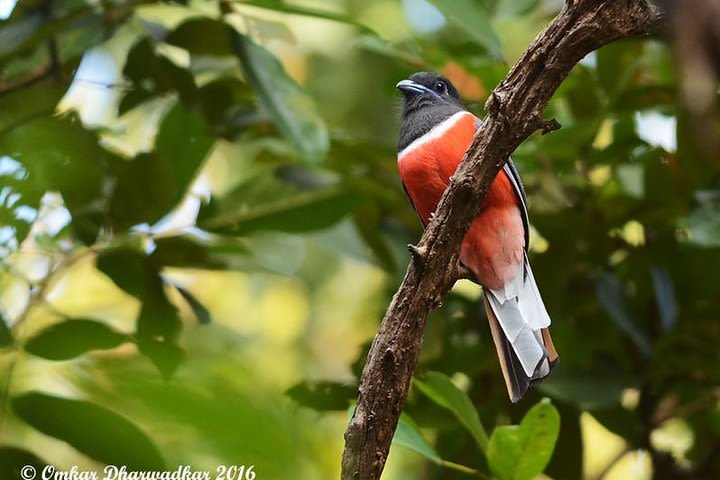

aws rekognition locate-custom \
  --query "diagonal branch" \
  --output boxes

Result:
[341,1,663,479]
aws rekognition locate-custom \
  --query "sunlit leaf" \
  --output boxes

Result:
[487,398,560,480]
[12,392,165,469]
[414,371,488,452]
[392,413,443,464]
[24,319,128,360]
[242,0,376,34]
[231,31,329,163]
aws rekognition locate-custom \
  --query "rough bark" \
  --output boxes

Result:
[341,1,663,479]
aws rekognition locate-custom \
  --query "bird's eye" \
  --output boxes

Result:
[434,81,446,93]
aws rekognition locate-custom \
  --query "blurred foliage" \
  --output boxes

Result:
[0,0,719,479]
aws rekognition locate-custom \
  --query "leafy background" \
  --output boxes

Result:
[1,0,719,479]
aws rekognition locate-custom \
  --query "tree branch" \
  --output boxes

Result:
[341,1,663,479]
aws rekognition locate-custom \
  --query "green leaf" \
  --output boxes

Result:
[120,37,198,113]
[354,35,424,65]
[680,189,720,247]
[231,31,329,163]
[539,368,639,411]
[174,285,212,325]
[97,247,156,299]
[0,312,12,348]
[427,0,503,60]
[0,446,47,480]
[243,0,377,34]
[414,371,488,452]
[651,267,677,332]
[596,272,652,357]
[392,413,443,464]
[109,103,213,230]
[352,205,397,273]
[12,392,165,469]
[97,247,183,377]
[150,235,221,269]
[166,18,234,56]
[0,114,104,211]
[487,398,560,480]
[286,380,356,411]
[199,171,360,234]
[24,319,128,361]
[136,292,183,379]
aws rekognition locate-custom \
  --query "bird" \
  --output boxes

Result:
[396,71,558,402]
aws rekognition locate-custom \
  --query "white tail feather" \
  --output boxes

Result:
[486,256,553,378]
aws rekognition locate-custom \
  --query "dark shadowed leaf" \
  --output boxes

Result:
[174,285,212,324]
[0,446,47,480]
[199,172,360,234]
[231,31,329,163]
[427,0,503,60]
[352,205,397,273]
[24,319,128,360]
[545,402,583,480]
[136,336,185,380]
[109,103,213,230]
[539,367,639,411]
[414,371,488,452]
[286,380,356,411]
[0,313,12,347]
[120,38,197,113]
[97,247,183,377]
[651,267,677,332]
[136,293,183,379]
[487,398,560,480]
[151,235,221,269]
[596,272,652,357]
[166,18,234,56]
[12,392,165,469]
[97,247,156,299]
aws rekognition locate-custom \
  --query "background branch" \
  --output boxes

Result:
[341,1,663,479]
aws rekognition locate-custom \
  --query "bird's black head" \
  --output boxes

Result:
[396,72,467,152]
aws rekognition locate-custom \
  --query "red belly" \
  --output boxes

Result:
[398,112,524,290]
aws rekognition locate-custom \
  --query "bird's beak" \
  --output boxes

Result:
[396,79,430,96]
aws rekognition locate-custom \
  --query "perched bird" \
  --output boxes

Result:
[396,72,558,402]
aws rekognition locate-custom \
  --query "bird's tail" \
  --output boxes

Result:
[482,255,558,402]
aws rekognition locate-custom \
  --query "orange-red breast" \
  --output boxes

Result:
[396,72,558,402]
